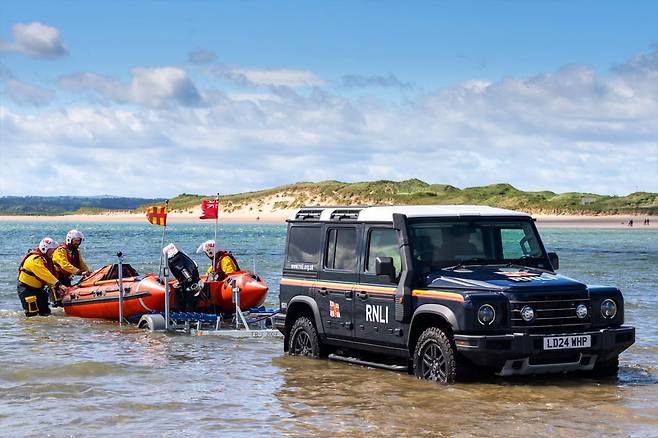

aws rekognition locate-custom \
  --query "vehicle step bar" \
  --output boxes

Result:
[328,354,408,372]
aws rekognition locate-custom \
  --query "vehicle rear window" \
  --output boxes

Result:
[325,228,357,271]
[287,226,322,263]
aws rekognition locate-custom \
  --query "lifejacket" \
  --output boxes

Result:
[18,249,58,281]
[212,250,240,278]
[57,243,82,270]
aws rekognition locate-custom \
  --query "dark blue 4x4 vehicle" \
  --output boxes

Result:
[274,206,635,384]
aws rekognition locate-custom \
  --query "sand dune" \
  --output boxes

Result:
[0,205,654,229]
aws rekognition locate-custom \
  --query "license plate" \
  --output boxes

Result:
[543,335,591,350]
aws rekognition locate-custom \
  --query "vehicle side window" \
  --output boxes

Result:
[501,227,542,259]
[287,226,322,263]
[366,228,401,274]
[325,228,357,271]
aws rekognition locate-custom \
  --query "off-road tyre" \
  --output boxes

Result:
[288,316,324,358]
[413,327,458,384]
[589,356,619,378]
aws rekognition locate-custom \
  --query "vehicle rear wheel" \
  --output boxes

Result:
[413,327,457,384]
[590,356,619,378]
[288,316,324,358]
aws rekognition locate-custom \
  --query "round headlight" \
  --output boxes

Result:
[521,305,535,322]
[477,304,496,325]
[601,299,617,319]
[576,304,588,319]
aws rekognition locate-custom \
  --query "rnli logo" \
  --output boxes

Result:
[365,304,389,323]
[329,300,341,318]
[497,271,558,282]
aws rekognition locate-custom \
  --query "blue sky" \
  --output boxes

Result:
[1,1,657,196]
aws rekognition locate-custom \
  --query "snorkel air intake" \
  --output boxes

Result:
[392,213,414,323]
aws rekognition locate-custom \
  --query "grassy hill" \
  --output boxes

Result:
[2,182,655,216]
[0,196,165,215]
[153,179,658,215]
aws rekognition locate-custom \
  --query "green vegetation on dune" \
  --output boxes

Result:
[151,180,657,215]
[2,182,654,216]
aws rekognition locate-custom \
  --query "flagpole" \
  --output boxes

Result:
[158,200,169,278]
[212,193,218,279]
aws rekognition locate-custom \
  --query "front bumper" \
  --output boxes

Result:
[454,326,635,375]
[274,313,287,335]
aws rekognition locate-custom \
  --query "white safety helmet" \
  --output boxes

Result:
[38,237,58,254]
[196,240,218,258]
[66,229,84,246]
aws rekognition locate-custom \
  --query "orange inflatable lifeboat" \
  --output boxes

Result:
[62,264,269,321]
[62,264,165,320]
[198,272,269,313]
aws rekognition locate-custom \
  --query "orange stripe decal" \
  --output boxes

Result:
[280,278,464,302]
[412,289,465,302]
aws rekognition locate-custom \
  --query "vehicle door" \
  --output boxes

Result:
[317,225,361,340]
[355,226,405,347]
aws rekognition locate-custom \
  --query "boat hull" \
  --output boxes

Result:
[63,275,165,320]
[62,267,268,321]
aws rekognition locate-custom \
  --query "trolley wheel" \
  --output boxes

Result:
[138,314,166,331]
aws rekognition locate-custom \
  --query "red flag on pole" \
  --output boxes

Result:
[200,199,219,220]
[146,205,167,226]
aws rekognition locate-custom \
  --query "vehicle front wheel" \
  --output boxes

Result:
[413,327,457,384]
[288,316,324,358]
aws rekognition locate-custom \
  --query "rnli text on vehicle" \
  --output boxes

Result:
[365,304,389,323]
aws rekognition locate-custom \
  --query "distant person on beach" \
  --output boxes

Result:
[17,237,69,317]
[53,230,90,289]
[628,219,633,227]
[196,240,240,281]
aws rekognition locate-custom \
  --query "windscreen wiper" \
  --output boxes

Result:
[506,255,536,268]
[442,257,487,271]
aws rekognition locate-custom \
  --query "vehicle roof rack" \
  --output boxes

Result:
[294,208,324,220]
[329,208,362,221]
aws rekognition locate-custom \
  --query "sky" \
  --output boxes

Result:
[0,0,657,197]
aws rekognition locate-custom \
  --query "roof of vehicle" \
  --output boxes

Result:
[288,205,532,222]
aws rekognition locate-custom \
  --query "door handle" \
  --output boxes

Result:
[356,291,369,300]
[318,287,328,296]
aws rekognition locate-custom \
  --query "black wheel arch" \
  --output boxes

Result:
[284,296,324,351]
[408,304,460,355]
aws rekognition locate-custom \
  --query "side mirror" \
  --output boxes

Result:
[547,252,559,270]
[375,257,396,281]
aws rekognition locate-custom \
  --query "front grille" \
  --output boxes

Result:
[510,292,591,334]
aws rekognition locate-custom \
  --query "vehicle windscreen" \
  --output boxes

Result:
[409,220,545,271]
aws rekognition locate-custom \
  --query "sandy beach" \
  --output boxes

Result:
[0,208,654,229]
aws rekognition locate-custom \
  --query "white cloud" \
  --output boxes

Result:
[213,66,324,87]
[0,22,67,58]
[3,47,658,196]
[4,80,55,106]
[58,67,202,107]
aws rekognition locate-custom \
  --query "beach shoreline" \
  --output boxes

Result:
[0,210,655,229]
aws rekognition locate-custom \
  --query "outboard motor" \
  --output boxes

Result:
[163,243,202,312]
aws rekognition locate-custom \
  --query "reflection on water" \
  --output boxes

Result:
[0,223,656,436]
[273,357,658,437]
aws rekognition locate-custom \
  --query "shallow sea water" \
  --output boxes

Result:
[0,222,656,437]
